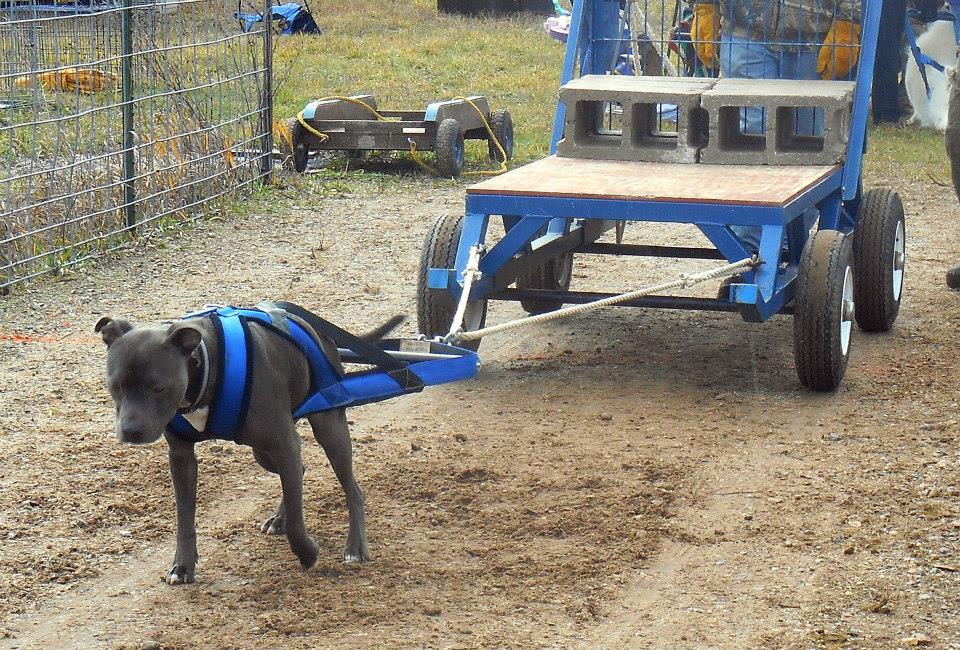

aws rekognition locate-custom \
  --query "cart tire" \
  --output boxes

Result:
[417,214,487,351]
[516,252,574,315]
[434,118,465,178]
[281,117,308,173]
[793,229,855,392]
[852,188,905,333]
[487,109,514,162]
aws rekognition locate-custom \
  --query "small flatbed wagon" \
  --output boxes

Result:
[282,94,514,177]
[416,0,904,391]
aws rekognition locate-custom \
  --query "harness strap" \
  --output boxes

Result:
[206,314,251,436]
[274,301,406,372]
[905,14,948,98]
[275,301,425,393]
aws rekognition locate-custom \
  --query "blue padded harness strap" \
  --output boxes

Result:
[206,313,249,437]
[288,319,340,395]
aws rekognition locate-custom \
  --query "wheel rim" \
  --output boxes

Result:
[501,130,513,157]
[840,265,854,356]
[462,299,485,332]
[892,219,905,301]
[455,137,465,169]
[556,252,574,287]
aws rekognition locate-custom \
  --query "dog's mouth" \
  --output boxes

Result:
[116,428,165,445]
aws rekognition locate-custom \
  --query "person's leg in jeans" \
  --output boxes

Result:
[782,47,823,236]
[873,0,907,123]
[719,33,779,251]
[782,47,825,137]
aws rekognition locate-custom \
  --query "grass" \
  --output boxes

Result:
[272,0,561,167]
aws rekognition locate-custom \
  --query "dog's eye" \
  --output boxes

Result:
[152,385,167,395]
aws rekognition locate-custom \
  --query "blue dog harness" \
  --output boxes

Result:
[167,303,443,444]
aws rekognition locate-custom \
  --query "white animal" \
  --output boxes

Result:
[904,19,958,130]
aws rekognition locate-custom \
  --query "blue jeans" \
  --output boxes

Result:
[720,33,822,252]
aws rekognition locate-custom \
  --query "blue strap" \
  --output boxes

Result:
[904,14,947,99]
[205,313,248,437]
[288,320,340,393]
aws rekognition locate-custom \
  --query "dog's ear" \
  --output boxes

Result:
[94,317,133,346]
[165,323,202,356]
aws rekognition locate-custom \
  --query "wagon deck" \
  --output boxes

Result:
[467,156,840,207]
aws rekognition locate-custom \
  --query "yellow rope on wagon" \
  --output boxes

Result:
[290,95,508,177]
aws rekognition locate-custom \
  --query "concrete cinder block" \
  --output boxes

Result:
[700,79,855,165]
[557,74,716,163]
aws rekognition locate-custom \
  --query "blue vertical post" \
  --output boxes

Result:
[550,0,586,153]
[550,0,623,153]
[841,0,881,201]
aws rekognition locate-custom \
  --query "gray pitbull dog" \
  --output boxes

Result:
[95,308,402,584]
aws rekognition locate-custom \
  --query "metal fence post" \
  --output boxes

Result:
[260,0,274,179]
[121,0,136,229]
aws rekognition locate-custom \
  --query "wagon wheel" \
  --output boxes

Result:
[516,251,574,315]
[434,118,465,178]
[793,229,854,392]
[487,109,514,163]
[852,188,905,333]
[417,214,487,351]
[280,117,308,173]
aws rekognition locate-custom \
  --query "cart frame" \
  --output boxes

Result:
[420,0,905,390]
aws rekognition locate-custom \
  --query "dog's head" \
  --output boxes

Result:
[95,317,202,444]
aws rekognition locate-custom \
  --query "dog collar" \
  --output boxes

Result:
[180,339,210,414]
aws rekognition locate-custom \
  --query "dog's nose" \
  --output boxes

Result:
[119,425,147,443]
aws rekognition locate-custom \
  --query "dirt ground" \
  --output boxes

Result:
[1,163,959,649]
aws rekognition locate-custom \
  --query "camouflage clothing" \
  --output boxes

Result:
[693,0,862,48]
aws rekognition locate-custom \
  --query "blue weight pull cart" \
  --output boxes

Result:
[417,0,905,391]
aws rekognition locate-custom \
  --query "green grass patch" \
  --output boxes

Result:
[273,0,563,166]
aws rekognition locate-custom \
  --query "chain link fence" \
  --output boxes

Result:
[1,0,273,290]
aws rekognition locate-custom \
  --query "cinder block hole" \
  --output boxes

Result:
[574,100,623,147]
[631,103,677,151]
[775,107,825,153]
[717,106,766,153]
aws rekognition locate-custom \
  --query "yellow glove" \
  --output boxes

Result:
[818,20,861,80]
[691,4,720,69]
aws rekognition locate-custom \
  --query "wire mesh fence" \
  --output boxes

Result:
[574,0,867,138]
[0,0,272,290]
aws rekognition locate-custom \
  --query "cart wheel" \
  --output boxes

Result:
[852,188,905,333]
[516,252,574,315]
[793,229,855,392]
[417,214,487,351]
[280,117,308,173]
[434,118,465,178]
[487,109,514,163]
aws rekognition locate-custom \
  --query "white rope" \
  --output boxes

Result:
[444,245,484,341]
[449,256,759,344]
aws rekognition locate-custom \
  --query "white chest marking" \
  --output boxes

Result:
[182,407,209,432]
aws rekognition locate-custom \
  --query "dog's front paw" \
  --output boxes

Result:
[293,536,320,570]
[165,563,196,585]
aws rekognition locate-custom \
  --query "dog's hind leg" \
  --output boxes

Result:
[164,432,200,585]
[307,409,369,563]
[259,428,320,570]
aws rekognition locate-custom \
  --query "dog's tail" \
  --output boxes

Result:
[361,315,405,342]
